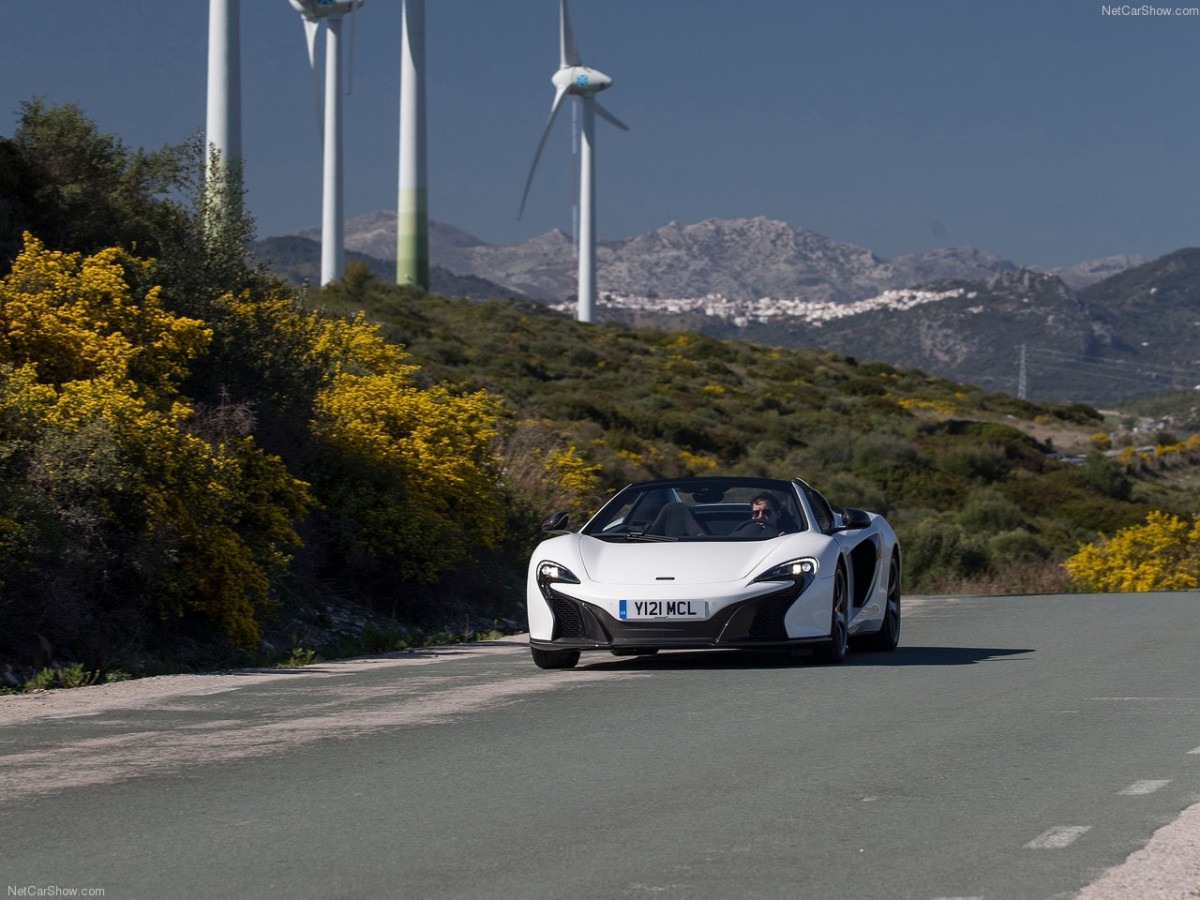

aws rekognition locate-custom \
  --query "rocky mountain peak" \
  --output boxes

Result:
[1049,254,1149,289]
[305,211,1144,304]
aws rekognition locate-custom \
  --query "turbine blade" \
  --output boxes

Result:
[560,0,581,68]
[519,88,569,219]
[304,17,324,141]
[347,0,358,95]
[595,101,629,131]
[304,16,320,69]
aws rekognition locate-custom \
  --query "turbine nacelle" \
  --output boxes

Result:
[288,0,362,21]
[554,65,613,98]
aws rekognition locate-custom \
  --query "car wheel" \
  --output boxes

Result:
[530,647,580,669]
[856,552,901,652]
[812,565,849,664]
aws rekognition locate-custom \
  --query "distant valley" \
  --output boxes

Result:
[253,213,1199,407]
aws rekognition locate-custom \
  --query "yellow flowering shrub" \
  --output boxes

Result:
[545,445,602,500]
[0,239,311,647]
[888,394,958,417]
[0,235,210,395]
[0,362,56,427]
[494,419,603,534]
[1064,511,1200,592]
[217,287,512,582]
[679,449,719,472]
[47,376,309,643]
[217,290,410,382]
[313,371,504,580]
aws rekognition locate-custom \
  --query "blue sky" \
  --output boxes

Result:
[3,1,1198,268]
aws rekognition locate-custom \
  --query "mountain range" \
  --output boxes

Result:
[284,211,1143,300]
[251,213,1197,406]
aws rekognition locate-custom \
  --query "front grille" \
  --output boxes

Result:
[747,594,794,640]
[548,595,586,639]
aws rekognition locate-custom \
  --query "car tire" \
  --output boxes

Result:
[855,552,901,652]
[812,565,849,664]
[530,647,581,669]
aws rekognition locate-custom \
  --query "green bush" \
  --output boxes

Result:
[818,472,890,514]
[852,432,919,474]
[938,443,1012,484]
[987,529,1053,563]
[1080,452,1133,501]
[57,662,100,688]
[22,668,58,691]
[902,517,991,588]
[279,647,321,668]
[956,489,1028,534]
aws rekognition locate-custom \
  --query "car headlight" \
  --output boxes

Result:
[752,557,819,585]
[536,561,581,593]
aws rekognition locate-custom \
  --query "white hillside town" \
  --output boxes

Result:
[549,286,978,327]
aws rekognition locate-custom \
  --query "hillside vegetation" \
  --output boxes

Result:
[1,100,1197,683]
[0,102,590,679]
[316,267,1198,591]
[266,214,1200,408]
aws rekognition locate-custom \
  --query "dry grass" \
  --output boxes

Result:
[919,560,1074,596]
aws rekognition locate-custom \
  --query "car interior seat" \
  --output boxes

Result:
[647,501,707,537]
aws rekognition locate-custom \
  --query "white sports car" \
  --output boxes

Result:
[526,476,901,669]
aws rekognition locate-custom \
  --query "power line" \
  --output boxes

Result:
[1022,349,1200,390]
[1028,361,1179,388]
[1027,346,1200,382]
[1012,344,1200,402]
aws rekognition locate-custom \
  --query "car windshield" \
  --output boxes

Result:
[582,478,807,542]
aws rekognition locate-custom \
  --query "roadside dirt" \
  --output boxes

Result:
[1074,801,1200,899]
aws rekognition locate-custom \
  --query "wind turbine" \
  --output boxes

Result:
[205,0,242,236]
[396,0,429,290]
[519,0,628,324]
[288,0,364,286]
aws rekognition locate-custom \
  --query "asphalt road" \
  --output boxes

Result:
[2,592,1200,900]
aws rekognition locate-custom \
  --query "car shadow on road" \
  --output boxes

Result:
[846,645,1035,666]
[582,645,1035,671]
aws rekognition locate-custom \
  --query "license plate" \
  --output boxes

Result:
[619,599,706,620]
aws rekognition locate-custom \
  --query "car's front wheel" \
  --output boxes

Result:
[811,565,849,664]
[857,552,901,652]
[530,647,580,669]
[864,554,902,652]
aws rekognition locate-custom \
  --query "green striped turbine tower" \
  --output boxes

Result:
[396,0,429,289]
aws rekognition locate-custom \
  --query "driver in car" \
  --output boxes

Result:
[734,493,784,537]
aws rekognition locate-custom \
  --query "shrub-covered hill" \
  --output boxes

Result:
[6,98,1192,684]
[313,269,1197,594]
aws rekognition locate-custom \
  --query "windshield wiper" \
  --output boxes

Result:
[622,532,678,542]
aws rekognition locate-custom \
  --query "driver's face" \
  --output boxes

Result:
[751,501,777,521]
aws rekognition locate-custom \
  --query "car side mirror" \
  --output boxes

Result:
[541,511,571,534]
[836,507,871,531]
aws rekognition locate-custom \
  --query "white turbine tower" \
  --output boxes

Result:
[288,0,364,286]
[206,0,242,235]
[519,0,628,324]
[396,0,429,289]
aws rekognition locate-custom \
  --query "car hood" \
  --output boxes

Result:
[577,537,783,585]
